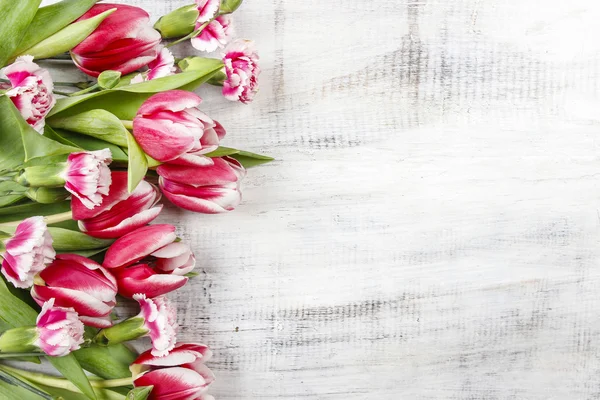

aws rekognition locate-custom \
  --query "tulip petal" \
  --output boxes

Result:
[135,367,209,399]
[157,157,243,186]
[82,206,163,239]
[103,225,176,269]
[138,91,202,115]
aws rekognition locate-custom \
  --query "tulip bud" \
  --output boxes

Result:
[220,0,243,14]
[26,187,70,204]
[98,70,122,90]
[154,4,199,39]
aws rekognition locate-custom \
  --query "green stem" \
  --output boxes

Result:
[44,211,73,225]
[69,83,99,97]
[89,377,134,388]
[120,120,134,130]
[166,21,209,48]
[53,81,83,87]
[0,352,44,358]
[53,89,72,96]
[0,364,79,392]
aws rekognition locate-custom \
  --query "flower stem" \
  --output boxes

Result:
[53,89,72,96]
[166,21,209,48]
[89,377,134,388]
[0,364,80,392]
[69,83,99,97]
[44,211,73,225]
[120,120,134,130]
[0,368,54,400]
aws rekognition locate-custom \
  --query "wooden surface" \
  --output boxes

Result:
[40,0,600,398]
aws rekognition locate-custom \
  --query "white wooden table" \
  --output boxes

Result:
[40,0,600,398]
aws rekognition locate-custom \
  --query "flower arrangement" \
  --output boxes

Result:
[0,0,269,398]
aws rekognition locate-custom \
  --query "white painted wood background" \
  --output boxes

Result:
[38,0,600,398]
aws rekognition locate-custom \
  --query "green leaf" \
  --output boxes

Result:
[230,150,275,168]
[13,0,98,57]
[48,110,129,147]
[0,181,27,207]
[0,275,37,329]
[39,385,126,400]
[184,271,200,278]
[0,96,27,171]
[47,127,128,163]
[48,354,96,400]
[48,227,113,252]
[16,8,116,61]
[48,63,224,119]
[126,386,153,400]
[125,130,147,193]
[0,201,71,223]
[0,0,42,67]
[0,371,50,400]
[97,71,122,90]
[74,344,137,380]
[205,146,275,168]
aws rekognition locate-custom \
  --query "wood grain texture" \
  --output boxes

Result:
[38,0,600,398]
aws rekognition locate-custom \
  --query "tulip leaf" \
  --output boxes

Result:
[0,181,27,207]
[0,371,51,400]
[48,109,129,147]
[46,127,128,163]
[48,63,225,119]
[230,151,275,168]
[74,344,137,380]
[47,354,97,400]
[0,0,42,67]
[13,0,98,57]
[37,384,126,400]
[125,130,148,193]
[16,8,116,61]
[0,201,71,223]
[48,227,113,252]
[0,96,27,170]
[205,146,275,168]
[0,98,80,163]
[0,275,37,329]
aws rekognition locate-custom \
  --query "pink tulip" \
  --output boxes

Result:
[64,149,112,210]
[195,0,220,23]
[132,91,225,166]
[222,39,260,104]
[0,217,55,289]
[158,157,245,213]
[103,224,195,297]
[191,15,234,53]
[131,343,215,400]
[35,298,84,357]
[32,254,118,328]
[134,294,178,356]
[72,171,162,239]
[131,47,177,84]
[71,4,161,77]
[1,56,55,132]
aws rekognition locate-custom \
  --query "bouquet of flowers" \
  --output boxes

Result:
[0,0,269,398]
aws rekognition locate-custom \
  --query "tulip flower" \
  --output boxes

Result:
[31,254,118,328]
[0,216,55,289]
[0,299,84,357]
[158,156,245,214]
[72,171,162,239]
[71,4,161,77]
[95,294,178,357]
[132,90,225,166]
[0,56,55,132]
[130,343,215,400]
[191,15,234,53]
[103,224,195,297]
[16,149,112,210]
[131,47,177,84]
[222,39,260,104]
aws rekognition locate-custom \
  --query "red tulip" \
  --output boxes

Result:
[158,156,245,214]
[132,90,225,166]
[131,343,215,400]
[72,171,162,239]
[71,4,161,77]
[31,254,118,328]
[103,225,195,298]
